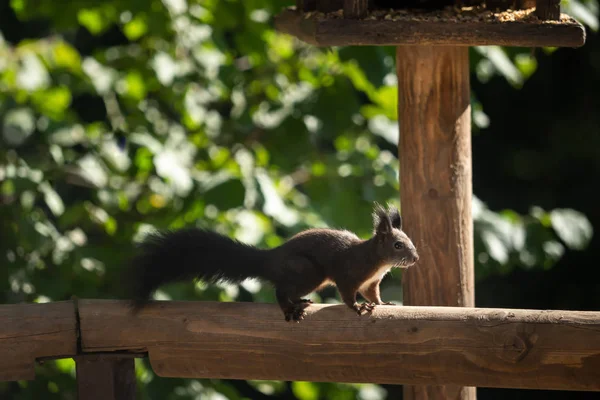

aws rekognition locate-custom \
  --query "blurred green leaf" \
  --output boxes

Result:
[123,71,147,101]
[77,8,113,35]
[52,41,82,72]
[550,208,594,250]
[292,381,320,400]
[39,182,64,216]
[124,15,149,40]
[31,86,72,119]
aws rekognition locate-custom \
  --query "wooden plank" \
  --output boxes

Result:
[76,355,137,400]
[0,301,77,381]
[396,45,474,400]
[344,0,369,19]
[273,7,585,47]
[78,300,600,391]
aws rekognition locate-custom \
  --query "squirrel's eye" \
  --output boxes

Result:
[394,242,404,249]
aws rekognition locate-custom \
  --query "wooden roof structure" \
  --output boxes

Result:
[273,2,587,400]
[275,0,585,47]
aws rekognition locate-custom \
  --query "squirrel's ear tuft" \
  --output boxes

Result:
[387,204,402,230]
[373,202,392,235]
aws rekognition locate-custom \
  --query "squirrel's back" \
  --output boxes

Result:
[270,228,362,271]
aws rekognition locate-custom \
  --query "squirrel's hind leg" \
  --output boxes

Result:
[273,259,327,322]
[275,288,312,322]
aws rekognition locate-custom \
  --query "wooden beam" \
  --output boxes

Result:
[273,7,585,47]
[397,45,474,400]
[76,355,137,400]
[0,301,77,381]
[78,300,600,391]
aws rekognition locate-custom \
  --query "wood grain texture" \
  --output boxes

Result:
[397,45,474,400]
[273,8,585,47]
[76,355,137,400]
[78,300,600,391]
[397,46,474,309]
[0,301,77,381]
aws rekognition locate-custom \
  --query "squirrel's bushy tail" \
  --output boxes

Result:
[125,227,270,307]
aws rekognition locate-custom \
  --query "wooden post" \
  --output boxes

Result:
[535,0,561,20]
[296,0,317,12]
[317,0,343,12]
[344,0,368,19]
[397,46,475,400]
[76,355,137,400]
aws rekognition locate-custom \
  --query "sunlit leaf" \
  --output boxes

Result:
[564,0,599,31]
[514,53,537,79]
[39,182,64,216]
[292,381,320,400]
[124,15,149,40]
[52,41,82,72]
[78,8,111,35]
[16,51,50,91]
[123,71,147,101]
[475,46,523,87]
[550,208,593,250]
[2,108,36,146]
[31,86,72,119]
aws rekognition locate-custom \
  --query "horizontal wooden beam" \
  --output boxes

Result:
[274,7,585,47]
[79,300,600,391]
[0,301,77,381]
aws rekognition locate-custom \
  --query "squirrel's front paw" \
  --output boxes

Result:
[353,302,376,315]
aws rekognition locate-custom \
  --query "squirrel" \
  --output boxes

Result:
[124,202,419,322]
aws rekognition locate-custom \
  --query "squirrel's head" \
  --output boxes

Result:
[372,203,419,268]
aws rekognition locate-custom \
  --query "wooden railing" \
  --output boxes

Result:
[2,299,600,397]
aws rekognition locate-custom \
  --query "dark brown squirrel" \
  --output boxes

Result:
[125,202,419,322]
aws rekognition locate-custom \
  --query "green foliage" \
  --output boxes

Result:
[473,198,594,279]
[0,0,596,398]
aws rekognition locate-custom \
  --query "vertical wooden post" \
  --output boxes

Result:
[317,0,344,12]
[76,355,137,400]
[344,0,368,19]
[296,0,317,12]
[397,46,475,400]
[535,0,561,20]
